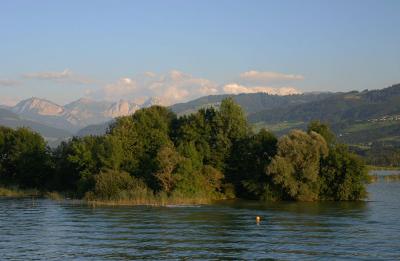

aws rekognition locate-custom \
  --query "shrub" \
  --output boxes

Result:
[91,170,149,200]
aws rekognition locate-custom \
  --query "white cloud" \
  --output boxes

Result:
[88,70,219,105]
[223,70,304,96]
[23,69,93,84]
[223,83,301,95]
[0,79,19,87]
[240,70,304,83]
[24,69,71,79]
[86,69,305,104]
[143,71,157,78]
[99,77,137,101]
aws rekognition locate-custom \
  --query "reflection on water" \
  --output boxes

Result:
[1,181,400,260]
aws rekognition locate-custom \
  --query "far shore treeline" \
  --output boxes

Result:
[0,98,369,203]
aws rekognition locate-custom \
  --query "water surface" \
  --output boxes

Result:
[1,180,399,260]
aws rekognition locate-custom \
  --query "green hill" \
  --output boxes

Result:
[248,84,400,124]
[171,92,332,115]
[245,84,400,167]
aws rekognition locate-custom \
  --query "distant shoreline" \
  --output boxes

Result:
[367,165,400,171]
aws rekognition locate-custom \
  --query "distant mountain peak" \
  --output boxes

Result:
[75,97,93,104]
[142,97,163,107]
[104,100,139,118]
[12,97,64,116]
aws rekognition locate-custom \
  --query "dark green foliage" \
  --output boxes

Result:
[308,120,336,145]
[319,144,369,200]
[90,170,149,201]
[0,100,369,202]
[52,134,124,195]
[310,121,370,200]
[0,127,53,189]
[267,130,329,201]
[59,136,104,194]
[229,129,278,199]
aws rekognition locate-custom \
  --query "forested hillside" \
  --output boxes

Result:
[246,84,400,166]
[248,84,400,124]
[171,92,332,115]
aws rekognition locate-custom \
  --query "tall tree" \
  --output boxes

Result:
[267,130,328,201]
[308,121,369,200]
[0,127,53,189]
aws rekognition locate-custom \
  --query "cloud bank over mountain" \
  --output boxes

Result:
[0,69,303,106]
[86,70,219,105]
[223,83,301,95]
[85,70,303,105]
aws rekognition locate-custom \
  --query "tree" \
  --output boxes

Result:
[267,130,328,201]
[208,98,251,172]
[307,120,336,145]
[0,98,369,203]
[154,144,181,193]
[236,129,278,199]
[62,136,103,194]
[307,121,369,200]
[97,135,123,171]
[130,106,177,188]
[218,97,250,141]
[173,108,213,165]
[108,116,142,174]
[0,127,53,189]
[91,169,149,201]
[319,144,369,200]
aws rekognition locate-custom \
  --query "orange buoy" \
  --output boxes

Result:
[256,216,261,223]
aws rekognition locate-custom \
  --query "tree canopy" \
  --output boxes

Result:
[0,100,369,202]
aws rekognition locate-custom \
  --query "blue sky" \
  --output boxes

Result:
[0,0,399,105]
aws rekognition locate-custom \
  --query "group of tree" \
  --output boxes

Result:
[0,98,369,202]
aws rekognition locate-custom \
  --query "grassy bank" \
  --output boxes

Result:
[0,186,65,200]
[0,185,218,206]
[84,189,221,207]
[86,197,213,207]
[0,186,41,197]
[369,174,400,183]
[367,165,400,171]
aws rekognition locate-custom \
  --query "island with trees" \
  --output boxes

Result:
[0,98,369,204]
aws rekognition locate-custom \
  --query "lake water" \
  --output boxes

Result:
[1,176,399,260]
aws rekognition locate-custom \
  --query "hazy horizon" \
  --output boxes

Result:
[1,0,399,106]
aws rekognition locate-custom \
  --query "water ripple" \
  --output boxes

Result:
[1,182,400,260]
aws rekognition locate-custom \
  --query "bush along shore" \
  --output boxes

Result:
[0,98,370,205]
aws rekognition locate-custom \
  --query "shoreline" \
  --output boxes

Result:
[0,187,216,206]
[3,173,400,205]
[367,165,400,171]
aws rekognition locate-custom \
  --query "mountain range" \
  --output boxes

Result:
[0,97,162,145]
[1,83,400,154]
